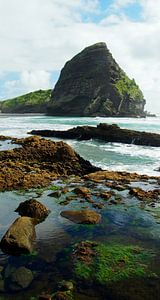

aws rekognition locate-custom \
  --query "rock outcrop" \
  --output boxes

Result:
[29,123,160,147]
[0,136,99,190]
[48,42,146,117]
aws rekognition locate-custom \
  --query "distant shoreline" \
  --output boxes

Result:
[0,113,45,117]
[0,113,158,118]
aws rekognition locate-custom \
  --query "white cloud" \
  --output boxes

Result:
[0,0,160,113]
[4,71,52,98]
[111,0,137,10]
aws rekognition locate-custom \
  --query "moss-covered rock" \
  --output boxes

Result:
[72,241,155,285]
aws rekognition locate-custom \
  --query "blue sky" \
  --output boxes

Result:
[0,0,159,113]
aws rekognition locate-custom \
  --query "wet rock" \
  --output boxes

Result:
[15,199,50,222]
[85,170,151,183]
[48,191,61,198]
[100,191,113,200]
[92,203,104,209]
[58,280,74,291]
[39,294,52,300]
[4,264,16,279]
[0,280,5,292]
[0,136,99,191]
[30,123,160,147]
[60,210,101,224]
[60,196,77,206]
[8,266,33,291]
[54,291,73,300]
[0,217,36,255]
[72,241,98,264]
[73,187,91,198]
[129,187,160,201]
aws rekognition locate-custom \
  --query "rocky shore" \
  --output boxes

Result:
[0,134,160,300]
[30,123,160,147]
[0,135,99,191]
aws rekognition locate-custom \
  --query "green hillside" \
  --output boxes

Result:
[0,89,51,113]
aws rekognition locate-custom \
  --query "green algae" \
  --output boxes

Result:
[74,242,156,284]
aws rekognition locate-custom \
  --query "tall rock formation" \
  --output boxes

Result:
[48,42,146,117]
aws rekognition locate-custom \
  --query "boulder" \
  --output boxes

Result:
[60,210,101,224]
[0,217,36,255]
[15,199,50,222]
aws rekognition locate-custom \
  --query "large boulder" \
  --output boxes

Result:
[0,217,36,255]
[60,210,101,224]
[48,42,145,117]
[15,199,50,222]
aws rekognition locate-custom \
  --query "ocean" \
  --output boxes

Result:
[0,114,160,176]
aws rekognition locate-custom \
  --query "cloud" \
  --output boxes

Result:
[0,0,159,113]
[3,71,52,98]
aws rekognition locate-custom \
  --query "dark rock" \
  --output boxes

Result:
[15,199,50,222]
[39,294,52,300]
[73,187,90,197]
[60,209,101,224]
[8,266,33,291]
[48,42,145,117]
[48,191,61,198]
[54,291,72,300]
[30,123,160,147]
[0,217,36,255]
[100,191,113,200]
[0,280,5,292]
[58,280,74,291]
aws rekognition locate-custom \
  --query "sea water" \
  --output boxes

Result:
[0,114,159,175]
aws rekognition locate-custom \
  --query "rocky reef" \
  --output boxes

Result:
[29,123,160,147]
[48,42,146,117]
[0,135,99,190]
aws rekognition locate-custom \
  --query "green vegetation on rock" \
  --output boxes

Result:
[115,74,143,100]
[0,89,51,113]
[74,242,155,284]
[115,72,145,115]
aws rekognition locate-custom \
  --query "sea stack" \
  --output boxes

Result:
[48,42,146,117]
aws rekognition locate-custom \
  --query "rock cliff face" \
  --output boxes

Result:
[48,42,146,117]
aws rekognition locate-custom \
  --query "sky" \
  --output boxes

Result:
[0,0,160,113]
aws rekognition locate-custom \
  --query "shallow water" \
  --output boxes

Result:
[0,176,160,299]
